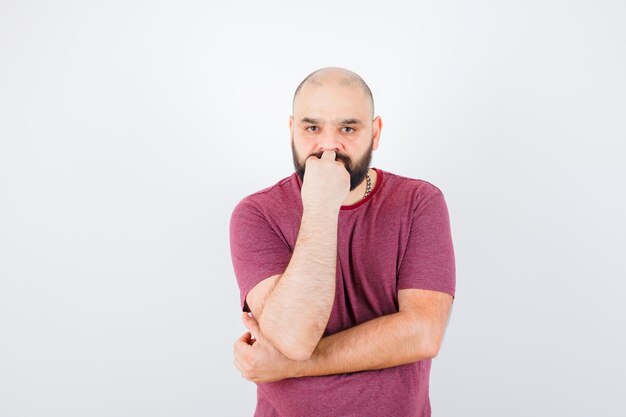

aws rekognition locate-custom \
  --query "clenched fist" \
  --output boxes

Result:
[300,150,351,211]
[234,313,297,383]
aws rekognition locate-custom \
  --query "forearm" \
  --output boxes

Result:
[259,207,339,360]
[293,311,436,377]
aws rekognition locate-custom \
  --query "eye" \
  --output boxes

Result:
[341,126,355,133]
[305,126,319,132]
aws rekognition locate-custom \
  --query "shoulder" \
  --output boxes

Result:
[378,169,445,204]
[231,172,301,220]
[246,172,299,200]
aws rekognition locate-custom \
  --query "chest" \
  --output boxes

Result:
[273,202,414,333]
[326,209,412,332]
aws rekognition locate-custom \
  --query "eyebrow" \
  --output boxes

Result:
[300,117,363,125]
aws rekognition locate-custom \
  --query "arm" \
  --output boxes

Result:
[234,288,453,382]
[252,208,339,361]
[246,150,350,361]
[295,288,453,376]
[234,289,452,383]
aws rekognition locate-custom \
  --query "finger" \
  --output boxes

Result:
[237,331,252,343]
[320,150,336,161]
[234,332,252,351]
[304,153,320,167]
[234,336,252,355]
[242,313,262,339]
[233,357,242,372]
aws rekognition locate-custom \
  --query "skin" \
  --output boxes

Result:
[242,68,384,361]
[235,287,452,383]
[251,151,345,360]
[233,67,453,382]
[290,67,382,207]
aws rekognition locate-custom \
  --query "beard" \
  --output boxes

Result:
[291,138,374,191]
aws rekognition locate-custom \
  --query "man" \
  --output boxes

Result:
[229,67,456,417]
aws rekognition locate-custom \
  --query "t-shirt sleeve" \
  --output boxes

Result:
[229,197,292,311]
[397,189,456,300]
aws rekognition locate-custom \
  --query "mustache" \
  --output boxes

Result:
[309,150,352,167]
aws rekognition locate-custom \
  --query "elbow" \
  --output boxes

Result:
[409,325,443,360]
[422,333,445,359]
[405,316,441,360]
[267,331,319,361]
[259,316,324,361]
[412,340,439,360]
[425,341,441,359]
[276,334,319,361]
[281,344,315,361]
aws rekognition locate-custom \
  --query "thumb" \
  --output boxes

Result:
[242,312,262,340]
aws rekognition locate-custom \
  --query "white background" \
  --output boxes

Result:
[1,1,625,416]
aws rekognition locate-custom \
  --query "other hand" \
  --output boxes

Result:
[233,313,299,383]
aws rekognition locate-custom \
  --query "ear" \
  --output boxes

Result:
[371,116,382,150]
[289,115,294,142]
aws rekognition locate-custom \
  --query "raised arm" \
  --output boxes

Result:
[251,208,338,360]
[246,150,350,361]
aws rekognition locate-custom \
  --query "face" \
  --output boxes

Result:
[289,77,381,191]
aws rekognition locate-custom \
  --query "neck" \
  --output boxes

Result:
[341,168,377,206]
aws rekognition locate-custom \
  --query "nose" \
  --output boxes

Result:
[315,131,343,153]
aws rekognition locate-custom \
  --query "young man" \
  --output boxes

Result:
[229,67,456,417]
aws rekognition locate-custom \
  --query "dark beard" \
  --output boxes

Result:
[291,139,373,191]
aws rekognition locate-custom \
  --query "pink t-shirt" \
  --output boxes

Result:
[229,168,456,417]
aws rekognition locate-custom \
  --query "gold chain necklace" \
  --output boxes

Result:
[363,172,372,198]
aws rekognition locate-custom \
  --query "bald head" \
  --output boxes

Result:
[292,67,374,119]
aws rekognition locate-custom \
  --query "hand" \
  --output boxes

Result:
[233,313,299,383]
[301,150,350,211]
